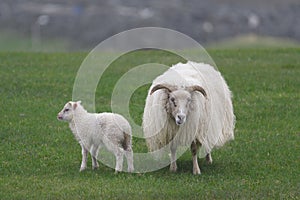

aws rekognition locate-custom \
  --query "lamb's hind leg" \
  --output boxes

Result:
[114,149,124,173]
[170,144,177,172]
[191,141,201,175]
[125,148,134,173]
[122,132,134,172]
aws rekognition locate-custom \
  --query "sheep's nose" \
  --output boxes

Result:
[178,115,185,121]
[176,114,186,125]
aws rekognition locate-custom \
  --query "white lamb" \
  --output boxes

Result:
[143,61,235,175]
[57,101,134,173]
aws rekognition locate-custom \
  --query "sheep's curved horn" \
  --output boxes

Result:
[150,84,175,95]
[188,85,207,97]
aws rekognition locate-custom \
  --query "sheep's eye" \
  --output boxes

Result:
[64,108,70,112]
[170,97,177,107]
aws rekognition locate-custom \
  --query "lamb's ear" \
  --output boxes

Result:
[73,102,78,110]
[150,84,176,95]
[187,85,207,98]
[77,101,82,105]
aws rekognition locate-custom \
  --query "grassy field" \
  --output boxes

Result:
[0,31,70,52]
[0,49,299,199]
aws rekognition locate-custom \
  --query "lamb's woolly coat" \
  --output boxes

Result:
[143,61,235,155]
[58,101,134,172]
[69,105,132,153]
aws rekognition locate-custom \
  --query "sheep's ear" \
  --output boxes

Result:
[188,85,207,98]
[77,101,82,105]
[150,84,175,95]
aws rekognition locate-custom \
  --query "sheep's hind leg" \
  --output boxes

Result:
[191,141,201,175]
[170,144,177,172]
[206,153,213,164]
[80,144,88,172]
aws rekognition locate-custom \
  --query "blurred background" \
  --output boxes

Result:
[1,0,300,52]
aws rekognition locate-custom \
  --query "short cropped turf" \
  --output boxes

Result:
[0,49,299,199]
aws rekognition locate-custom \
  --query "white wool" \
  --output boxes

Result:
[70,106,131,152]
[143,61,235,155]
[58,101,134,172]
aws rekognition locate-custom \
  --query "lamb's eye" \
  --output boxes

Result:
[64,108,70,112]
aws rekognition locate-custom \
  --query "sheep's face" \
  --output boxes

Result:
[150,84,207,126]
[57,102,75,122]
[168,90,192,125]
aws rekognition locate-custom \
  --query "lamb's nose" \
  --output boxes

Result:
[57,114,63,120]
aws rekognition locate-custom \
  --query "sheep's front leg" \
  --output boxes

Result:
[80,144,88,172]
[170,144,177,172]
[191,141,201,175]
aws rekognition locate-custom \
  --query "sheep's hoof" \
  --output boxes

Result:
[92,162,99,170]
[169,164,177,172]
[193,168,201,175]
[206,154,213,165]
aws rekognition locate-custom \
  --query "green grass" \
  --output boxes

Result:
[208,34,300,49]
[0,49,299,199]
[0,30,70,52]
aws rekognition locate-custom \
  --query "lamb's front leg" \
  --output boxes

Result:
[191,141,201,175]
[170,144,177,172]
[80,144,88,172]
[91,145,100,170]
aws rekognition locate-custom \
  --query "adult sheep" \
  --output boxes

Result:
[143,61,235,175]
[57,101,134,173]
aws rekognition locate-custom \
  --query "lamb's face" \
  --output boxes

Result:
[168,90,192,125]
[57,102,74,122]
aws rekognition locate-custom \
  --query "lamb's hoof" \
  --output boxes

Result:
[79,167,87,172]
[114,170,121,174]
[127,167,134,173]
